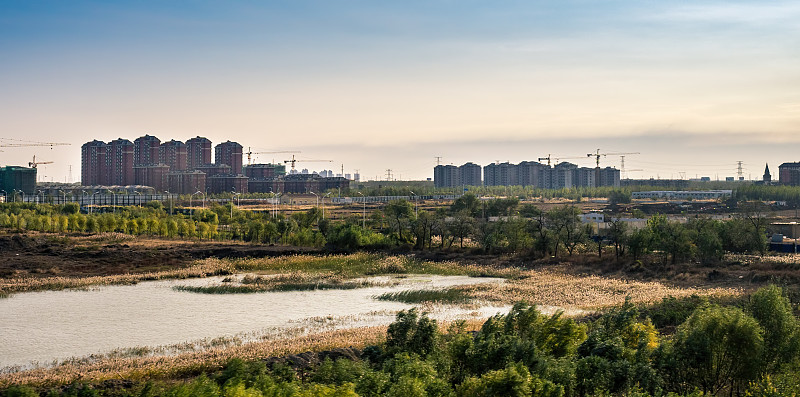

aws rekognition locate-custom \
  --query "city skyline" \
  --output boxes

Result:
[2,1,798,182]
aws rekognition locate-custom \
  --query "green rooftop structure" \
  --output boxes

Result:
[0,166,37,196]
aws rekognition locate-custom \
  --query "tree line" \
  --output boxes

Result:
[328,194,769,263]
[0,194,770,262]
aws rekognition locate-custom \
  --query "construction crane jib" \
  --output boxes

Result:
[283,155,333,172]
[537,154,586,167]
[28,155,53,168]
[0,139,71,148]
[587,149,640,169]
[245,147,300,165]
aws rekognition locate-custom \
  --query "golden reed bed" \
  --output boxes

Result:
[0,253,743,387]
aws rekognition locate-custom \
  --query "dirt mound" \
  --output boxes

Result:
[0,234,40,251]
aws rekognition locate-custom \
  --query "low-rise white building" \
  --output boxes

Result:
[632,190,732,200]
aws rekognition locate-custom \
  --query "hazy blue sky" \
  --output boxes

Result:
[1,1,798,182]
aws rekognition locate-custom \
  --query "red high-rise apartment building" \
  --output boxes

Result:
[134,135,161,166]
[186,136,212,170]
[133,164,170,191]
[159,140,188,171]
[108,138,134,185]
[195,163,232,177]
[167,171,206,194]
[208,174,248,194]
[81,140,109,186]
[214,141,243,175]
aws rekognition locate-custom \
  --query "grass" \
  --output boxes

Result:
[0,253,521,296]
[0,260,236,297]
[461,269,740,310]
[227,253,520,279]
[172,272,394,294]
[0,253,741,309]
[375,288,473,304]
[0,319,488,388]
[0,326,389,388]
[173,280,377,294]
[374,271,741,311]
[173,285,265,294]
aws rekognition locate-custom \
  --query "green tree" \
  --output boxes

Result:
[522,204,551,258]
[668,305,764,395]
[197,222,211,240]
[607,218,629,260]
[628,228,651,261]
[647,215,694,265]
[608,190,632,208]
[457,362,554,397]
[692,220,724,264]
[165,219,179,237]
[386,308,439,358]
[61,202,80,215]
[485,197,520,217]
[747,285,800,373]
[449,210,475,249]
[451,193,481,217]
[502,218,533,253]
[85,217,99,233]
[546,206,582,257]
[411,210,437,250]
[738,201,770,255]
[384,199,414,243]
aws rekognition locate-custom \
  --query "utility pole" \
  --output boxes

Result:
[737,161,744,181]
[587,150,639,187]
[435,156,442,166]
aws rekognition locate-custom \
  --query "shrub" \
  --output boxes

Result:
[386,308,439,358]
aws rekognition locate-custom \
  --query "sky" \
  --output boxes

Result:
[1,1,798,182]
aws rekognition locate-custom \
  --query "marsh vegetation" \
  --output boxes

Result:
[4,285,799,396]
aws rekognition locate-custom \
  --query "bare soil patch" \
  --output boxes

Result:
[0,232,320,279]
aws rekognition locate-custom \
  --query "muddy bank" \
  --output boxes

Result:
[3,231,799,292]
[411,249,800,291]
[0,233,321,279]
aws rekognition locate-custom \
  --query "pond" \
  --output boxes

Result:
[0,274,509,369]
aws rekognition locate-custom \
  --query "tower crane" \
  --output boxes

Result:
[284,155,333,172]
[245,147,300,165]
[587,149,640,184]
[537,154,586,167]
[587,149,640,169]
[28,155,53,168]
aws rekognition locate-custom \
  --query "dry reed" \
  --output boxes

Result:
[174,271,396,294]
[460,269,740,310]
[0,319,486,388]
[0,253,519,296]
[0,258,236,296]
[0,326,387,388]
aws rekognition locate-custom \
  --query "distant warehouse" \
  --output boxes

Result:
[632,190,732,200]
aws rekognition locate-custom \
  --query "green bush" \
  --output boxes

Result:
[668,305,764,395]
[386,308,439,358]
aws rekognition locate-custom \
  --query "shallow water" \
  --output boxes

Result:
[0,274,508,369]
